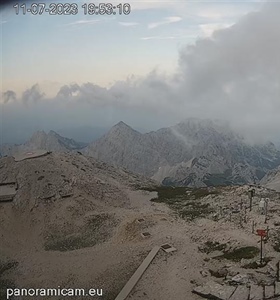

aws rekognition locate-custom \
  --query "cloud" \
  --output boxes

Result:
[148,16,182,29]
[22,84,45,104]
[199,23,234,37]
[2,2,280,144]
[119,22,139,27]
[2,90,16,103]
[130,0,175,11]
[65,19,101,26]
[140,36,176,40]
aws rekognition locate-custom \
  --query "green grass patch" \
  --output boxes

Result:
[242,257,272,269]
[148,186,220,203]
[178,202,214,221]
[44,214,118,252]
[215,246,259,262]
[199,241,227,254]
[146,186,219,221]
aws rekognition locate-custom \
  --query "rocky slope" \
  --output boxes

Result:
[0,151,156,256]
[0,151,159,299]
[0,130,87,156]
[84,119,280,187]
[261,166,280,192]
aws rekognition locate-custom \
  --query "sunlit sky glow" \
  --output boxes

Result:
[1,0,263,95]
[1,0,280,145]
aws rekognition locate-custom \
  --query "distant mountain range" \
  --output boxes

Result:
[84,119,280,187]
[2,119,280,188]
[0,130,87,156]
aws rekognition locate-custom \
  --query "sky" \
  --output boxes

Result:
[1,0,280,144]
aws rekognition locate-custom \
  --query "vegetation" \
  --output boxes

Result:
[215,246,259,262]
[242,257,272,269]
[44,214,118,252]
[140,186,220,221]
[199,241,227,254]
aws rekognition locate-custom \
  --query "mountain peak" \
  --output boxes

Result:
[114,121,131,128]
[30,130,47,139]
[109,121,139,135]
[48,130,60,136]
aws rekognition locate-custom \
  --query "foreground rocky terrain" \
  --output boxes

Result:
[1,150,280,299]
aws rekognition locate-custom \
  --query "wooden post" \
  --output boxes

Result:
[277,262,279,282]
[266,226,269,239]
[265,199,268,224]
[240,214,243,228]
[249,191,253,211]
[260,235,263,264]
[252,221,255,234]
[250,196,252,211]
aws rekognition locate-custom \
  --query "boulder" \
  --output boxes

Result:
[192,281,235,300]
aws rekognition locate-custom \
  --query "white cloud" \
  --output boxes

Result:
[65,19,101,26]
[118,22,139,27]
[3,2,280,143]
[148,16,182,29]
[199,23,234,37]
[129,0,175,11]
[140,36,176,40]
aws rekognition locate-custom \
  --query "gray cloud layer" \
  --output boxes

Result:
[1,2,280,144]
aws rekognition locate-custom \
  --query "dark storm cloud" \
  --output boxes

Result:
[2,2,280,144]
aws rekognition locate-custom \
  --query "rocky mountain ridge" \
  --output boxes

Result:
[261,166,280,192]
[1,119,280,188]
[84,119,280,187]
[0,130,87,156]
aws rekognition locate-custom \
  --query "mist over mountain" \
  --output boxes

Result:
[56,126,109,144]
[2,118,280,188]
[84,119,280,187]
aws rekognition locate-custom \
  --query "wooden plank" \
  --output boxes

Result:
[115,246,160,300]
